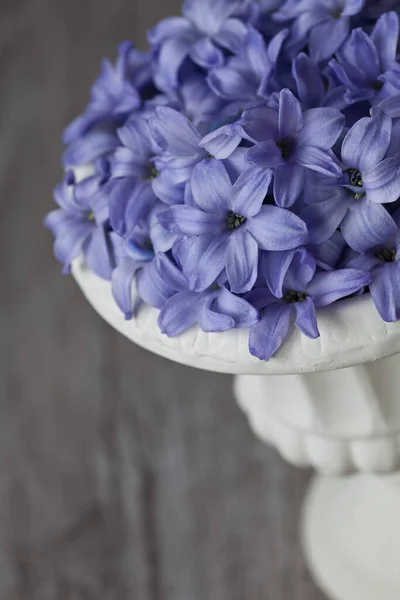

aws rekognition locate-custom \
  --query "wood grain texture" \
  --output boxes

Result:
[0,1,325,598]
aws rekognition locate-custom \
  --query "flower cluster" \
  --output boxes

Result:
[46,0,400,360]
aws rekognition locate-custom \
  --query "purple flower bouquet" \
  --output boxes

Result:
[45,0,400,361]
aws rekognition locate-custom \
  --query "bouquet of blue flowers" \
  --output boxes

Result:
[45,0,400,361]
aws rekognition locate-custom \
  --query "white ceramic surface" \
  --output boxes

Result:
[235,358,400,475]
[303,474,400,600]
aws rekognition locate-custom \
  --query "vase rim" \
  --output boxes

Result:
[72,258,400,375]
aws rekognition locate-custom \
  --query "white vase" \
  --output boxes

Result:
[72,257,400,600]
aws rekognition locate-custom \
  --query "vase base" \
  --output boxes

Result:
[302,474,400,600]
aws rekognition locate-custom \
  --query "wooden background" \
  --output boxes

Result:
[0,1,325,598]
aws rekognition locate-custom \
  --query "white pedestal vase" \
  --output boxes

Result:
[235,364,400,600]
[72,257,400,600]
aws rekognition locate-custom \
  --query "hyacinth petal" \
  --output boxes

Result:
[273,162,306,208]
[108,179,136,237]
[343,28,381,79]
[341,113,392,173]
[248,205,308,251]
[63,132,119,167]
[283,247,316,291]
[111,260,139,319]
[386,119,400,158]
[274,0,317,21]
[370,263,400,322]
[116,118,154,155]
[303,170,341,205]
[53,180,80,213]
[183,0,244,34]
[302,194,350,245]
[224,147,248,181]
[199,300,236,333]
[241,28,270,80]
[73,175,102,209]
[147,16,194,45]
[292,52,325,109]
[296,147,343,177]
[53,222,92,271]
[342,0,365,16]
[44,210,82,237]
[249,304,292,361]
[232,167,273,217]
[213,287,260,328]
[377,93,400,118]
[155,37,193,90]
[151,170,186,206]
[241,106,279,143]
[150,107,201,155]
[183,180,197,207]
[180,73,224,122]
[287,10,327,53]
[207,68,252,101]
[63,114,91,145]
[190,159,231,213]
[381,66,400,97]
[278,89,303,138]
[298,108,345,150]
[172,235,193,269]
[245,288,276,311]
[309,18,349,63]
[294,298,320,339]
[226,229,259,293]
[308,269,372,308]
[158,291,201,336]
[200,124,242,160]
[267,27,289,64]
[184,233,229,292]
[371,11,399,72]
[246,141,283,168]
[157,205,224,236]
[341,200,398,253]
[363,153,400,205]
[327,59,353,90]
[313,231,347,271]
[189,38,224,69]
[150,220,177,253]
[136,259,174,309]
[84,226,114,281]
[261,250,296,298]
[212,18,248,53]
[110,179,156,237]
[155,253,188,292]
[112,147,146,179]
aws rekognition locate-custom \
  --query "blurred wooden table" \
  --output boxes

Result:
[0,1,325,598]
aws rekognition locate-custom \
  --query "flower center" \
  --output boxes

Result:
[226,211,247,230]
[147,163,159,180]
[127,238,154,260]
[276,138,293,159]
[143,239,154,252]
[331,10,342,19]
[284,290,308,304]
[347,168,363,188]
[376,248,396,263]
[373,81,384,92]
[87,211,95,222]
[342,168,365,200]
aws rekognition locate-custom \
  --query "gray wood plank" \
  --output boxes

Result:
[0,1,326,598]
